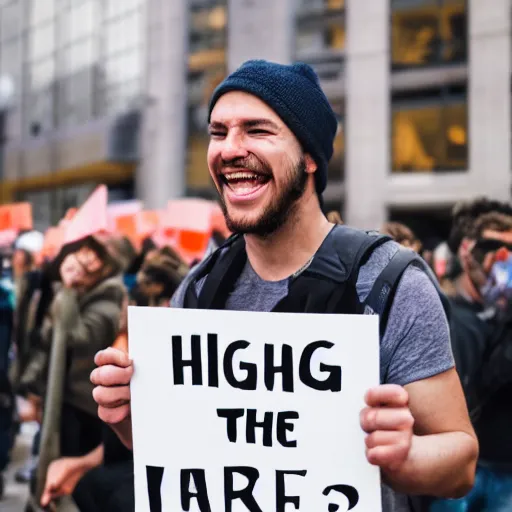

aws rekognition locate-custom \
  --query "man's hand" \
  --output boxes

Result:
[91,348,134,449]
[40,457,87,507]
[360,384,414,473]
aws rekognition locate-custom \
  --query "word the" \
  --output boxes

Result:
[217,409,299,447]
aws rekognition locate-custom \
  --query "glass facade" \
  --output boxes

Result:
[0,1,23,138]
[391,1,468,173]
[0,0,145,139]
[186,0,227,191]
[392,87,468,172]
[295,0,345,186]
[391,0,467,69]
[295,0,345,81]
[101,0,144,117]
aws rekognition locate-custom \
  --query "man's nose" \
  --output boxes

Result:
[220,132,249,162]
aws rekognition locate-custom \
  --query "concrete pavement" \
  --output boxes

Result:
[2,422,34,511]
[2,423,77,512]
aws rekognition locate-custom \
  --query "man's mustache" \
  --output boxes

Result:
[218,157,271,175]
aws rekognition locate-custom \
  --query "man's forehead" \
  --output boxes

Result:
[210,91,283,125]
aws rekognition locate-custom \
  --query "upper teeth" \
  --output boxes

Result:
[224,172,259,181]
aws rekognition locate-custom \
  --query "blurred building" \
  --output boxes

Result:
[0,0,510,237]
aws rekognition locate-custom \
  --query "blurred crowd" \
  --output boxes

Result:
[0,194,511,511]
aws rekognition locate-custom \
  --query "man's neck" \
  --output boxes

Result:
[244,198,333,282]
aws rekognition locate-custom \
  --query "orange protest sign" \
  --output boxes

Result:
[136,210,160,239]
[63,185,109,245]
[165,198,215,233]
[157,198,222,264]
[0,202,33,232]
[107,200,143,232]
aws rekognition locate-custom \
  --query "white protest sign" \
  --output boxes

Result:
[129,307,381,512]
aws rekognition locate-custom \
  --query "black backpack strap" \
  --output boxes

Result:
[365,247,452,384]
[365,247,418,333]
[328,225,392,285]
[183,234,241,309]
[196,235,247,310]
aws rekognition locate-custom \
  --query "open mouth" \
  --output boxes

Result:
[220,170,271,199]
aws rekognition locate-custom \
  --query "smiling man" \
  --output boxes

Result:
[91,60,478,512]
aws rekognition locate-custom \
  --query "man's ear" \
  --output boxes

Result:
[458,238,475,269]
[304,154,317,175]
[459,238,471,258]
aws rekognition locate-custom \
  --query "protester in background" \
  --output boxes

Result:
[0,254,15,499]
[447,197,512,296]
[19,239,125,461]
[431,210,512,511]
[136,247,189,307]
[381,222,422,253]
[12,260,56,484]
[92,60,478,512]
[11,248,34,298]
[326,210,343,224]
[41,249,188,511]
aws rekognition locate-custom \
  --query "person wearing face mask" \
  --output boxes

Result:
[431,211,512,512]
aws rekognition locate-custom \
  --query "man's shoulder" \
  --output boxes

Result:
[356,240,402,300]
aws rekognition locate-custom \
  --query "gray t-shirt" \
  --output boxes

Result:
[171,239,454,512]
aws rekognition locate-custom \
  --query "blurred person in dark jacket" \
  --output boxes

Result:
[19,238,126,459]
[432,211,512,511]
[0,256,15,498]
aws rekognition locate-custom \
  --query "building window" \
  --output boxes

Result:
[327,99,344,183]
[29,0,55,27]
[187,0,227,191]
[1,1,23,139]
[0,36,21,93]
[295,0,345,81]
[101,0,144,117]
[60,0,97,46]
[29,23,56,63]
[105,11,141,56]
[392,87,468,173]
[1,1,21,41]
[105,0,142,20]
[391,0,467,70]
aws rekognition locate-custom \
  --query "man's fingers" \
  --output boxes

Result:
[365,385,409,407]
[366,444,410,469]
[94,347,132,368]
[93,385,130,408]
[360,407,414,433]
[91,364,133,387]
[98,403,131,425]
[365,430,406,450]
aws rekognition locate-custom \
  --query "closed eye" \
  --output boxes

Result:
[209,130,226,138]
[248,129,270,135]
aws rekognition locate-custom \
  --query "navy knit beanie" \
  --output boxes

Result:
[208,59,338,195]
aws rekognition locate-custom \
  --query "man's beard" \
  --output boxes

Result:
[218,156,308,237]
